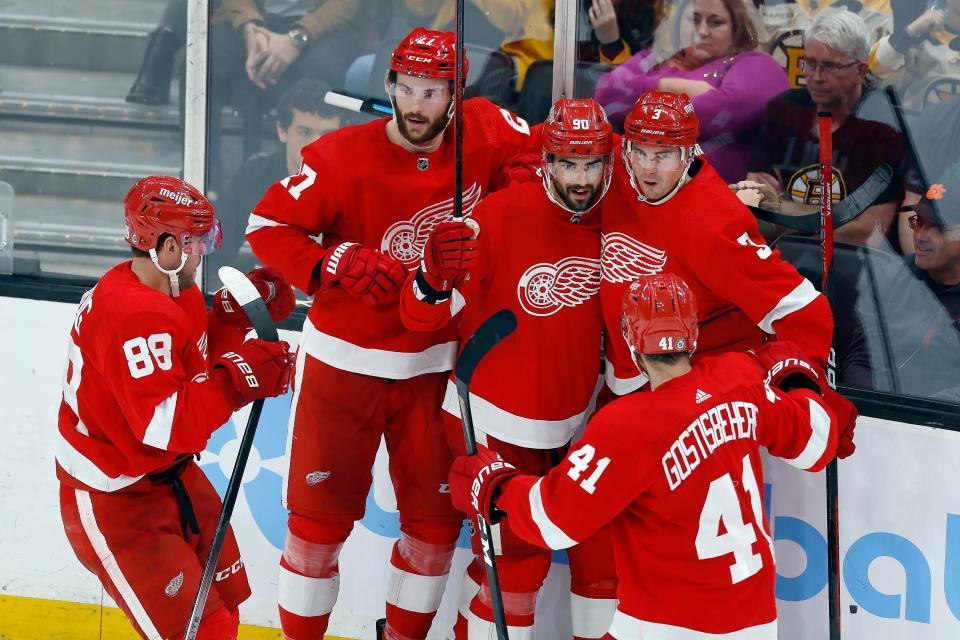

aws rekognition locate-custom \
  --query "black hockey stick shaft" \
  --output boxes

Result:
[883,85,929,193]
[747,163,893,234]
[455,309,518,640]
[183,267,279,640]
[453,0,465,220]
[819,112,842,640]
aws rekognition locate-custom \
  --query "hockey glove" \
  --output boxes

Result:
[213,266,297,328]
[213,338,295,409]
[449,445,518,524]
[496,153,542,191]
[318,242,406,306]
[824,386,858,459]
[422,220,479,286]
[752,341,824,394]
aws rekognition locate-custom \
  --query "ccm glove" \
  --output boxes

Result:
[213,338,295,408]
[318,242,406,306]
[449,445,518,524]
[214,266,296,328]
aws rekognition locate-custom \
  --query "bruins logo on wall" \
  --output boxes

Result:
[787,164,846,205]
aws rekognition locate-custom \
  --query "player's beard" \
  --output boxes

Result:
[396,103,450,145]
[555,182,598,212]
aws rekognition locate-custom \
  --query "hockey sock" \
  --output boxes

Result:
[383,533,457,639]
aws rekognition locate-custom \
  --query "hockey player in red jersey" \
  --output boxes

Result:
[600,91,834,396]
[449,273,857,639]
[400,98,617,640]
[57,176,296,640]
[245,28,537,640]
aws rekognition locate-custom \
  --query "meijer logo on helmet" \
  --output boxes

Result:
[159,187,193,207]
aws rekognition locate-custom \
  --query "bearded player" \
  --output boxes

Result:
[246,27,538,640]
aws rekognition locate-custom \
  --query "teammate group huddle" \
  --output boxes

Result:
[56,26,859,640]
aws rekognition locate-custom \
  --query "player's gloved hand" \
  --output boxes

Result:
[213,338,295,409]
[421,220,480,289]
[213,266,296,328]
[449,445,518,524]
[318,242,406,306]
[752,341,823,393]
[496,153,542,191]
[824,386,858,459]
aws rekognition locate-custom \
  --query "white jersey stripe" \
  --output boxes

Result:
[75,489,162,640]
[758,279,819,334]
[441,380,589,449]
[277,565,339,617]
[56,428,143,492]
[142,391,179,450]
[608,609,777,639]
[529,478,578,550]
[245,213,288,235]
[604,361,650,396]
[784,398,832,470]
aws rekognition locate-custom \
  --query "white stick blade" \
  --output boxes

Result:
[218,266,259,306]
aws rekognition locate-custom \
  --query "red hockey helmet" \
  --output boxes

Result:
[623,91,700,148]
[542,98,614,157]
[622,273,698,356]
[123,176,221,255]
[390,27,466,82]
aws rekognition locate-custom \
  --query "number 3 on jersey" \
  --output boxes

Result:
[695,454,770,584]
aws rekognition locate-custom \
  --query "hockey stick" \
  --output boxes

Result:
[324,90,394,117]
[819,112,842,640]
[746,163,893,234]
[453,0,466,221]
[455,308,519,640]
[183,266,279,640]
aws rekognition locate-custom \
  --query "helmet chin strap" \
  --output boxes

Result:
[149,248,188,297]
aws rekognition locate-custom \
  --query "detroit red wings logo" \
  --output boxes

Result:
[380,182,482,267]
[600,232,668,283]
[517,257,601,317]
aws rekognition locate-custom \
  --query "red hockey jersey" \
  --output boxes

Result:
[247,98,536,380]
[497,352,839,638]
[400,181,603,448]
[600,158,832,394]
[57,263,238,492]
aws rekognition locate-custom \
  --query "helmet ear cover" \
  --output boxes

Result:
[621,273,699,357]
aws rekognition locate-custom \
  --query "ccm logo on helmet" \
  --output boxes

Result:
[159,187,194,207]
[221,352,260,388]
[408,55,433,63]
[764,357,818,385]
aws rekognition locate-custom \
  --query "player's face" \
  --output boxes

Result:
[680,0,734,65]
[626,143,686,200]
[392,73,452,144]
[913,216,960,279]
[278,109,341,176]
[550,155,607,211]
[802,39,867,110]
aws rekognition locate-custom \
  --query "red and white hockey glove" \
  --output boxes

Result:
[422,220,479,285]
[449,445,518,524]
[754,341,858,459]
[752,341,824,394]
[495,153,542,191]
[213,338,295,409]
[214,266,296,328]
[318,242,406,306]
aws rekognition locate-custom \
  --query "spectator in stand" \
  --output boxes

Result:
[126,0,191,105]
[210,79,343,276]
[870,0,960,110]
[595,0,788,182]
[747,9,906,247]
[843,180,960,400]
[579,0,662,66]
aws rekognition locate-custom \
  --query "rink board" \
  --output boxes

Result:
[3,295,960,639]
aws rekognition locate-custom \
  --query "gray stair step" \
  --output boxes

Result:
[0,0,167,72]
[0,64,181,126]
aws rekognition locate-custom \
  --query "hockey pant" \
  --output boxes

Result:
[444,413,618,640]
[279,354,463,640]
[59,460,250,640]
